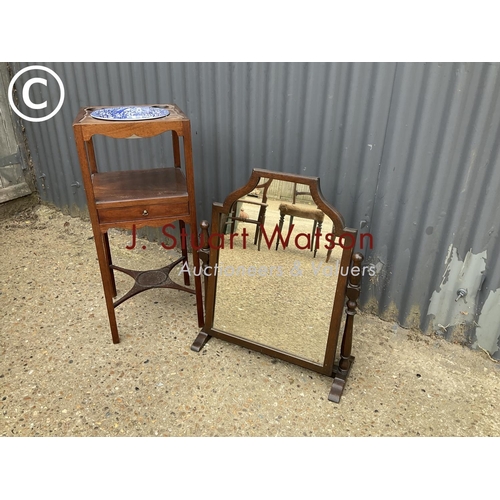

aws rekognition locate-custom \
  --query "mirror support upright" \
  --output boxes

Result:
[328,252,364,402]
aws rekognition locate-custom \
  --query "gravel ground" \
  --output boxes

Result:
[1,205,499,437]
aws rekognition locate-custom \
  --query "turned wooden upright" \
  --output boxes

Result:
[73,104,204,344]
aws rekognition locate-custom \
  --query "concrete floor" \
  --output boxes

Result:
[1,205,500,437]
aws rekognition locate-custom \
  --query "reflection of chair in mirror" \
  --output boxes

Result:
[276,203,324,257]
[225,177,273,251]
[276,182,325,257]
[326,223,337,262]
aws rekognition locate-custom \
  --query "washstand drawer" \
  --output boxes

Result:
[98,201,190,223]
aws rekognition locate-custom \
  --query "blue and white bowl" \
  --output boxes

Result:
[90,106,170,121]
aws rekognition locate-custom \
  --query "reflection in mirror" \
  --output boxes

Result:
[213,178,343,364]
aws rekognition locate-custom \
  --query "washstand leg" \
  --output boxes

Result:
[95,231,120,344]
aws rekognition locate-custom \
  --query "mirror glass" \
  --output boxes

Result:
[212,177,344,364]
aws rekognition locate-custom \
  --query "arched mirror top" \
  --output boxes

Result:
[217,169,346,238]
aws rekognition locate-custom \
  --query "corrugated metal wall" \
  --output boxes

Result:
[7,62,500,357]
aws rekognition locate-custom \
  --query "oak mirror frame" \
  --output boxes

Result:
[191,169,364,402]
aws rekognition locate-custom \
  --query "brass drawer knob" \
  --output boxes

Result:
[142,209,149,216]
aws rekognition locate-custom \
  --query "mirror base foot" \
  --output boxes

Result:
[191,331,211,352]
[328,356,355,403]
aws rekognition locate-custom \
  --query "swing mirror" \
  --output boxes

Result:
[192,169,364,402]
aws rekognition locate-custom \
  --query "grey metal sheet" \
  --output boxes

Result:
[7,62,500,357]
